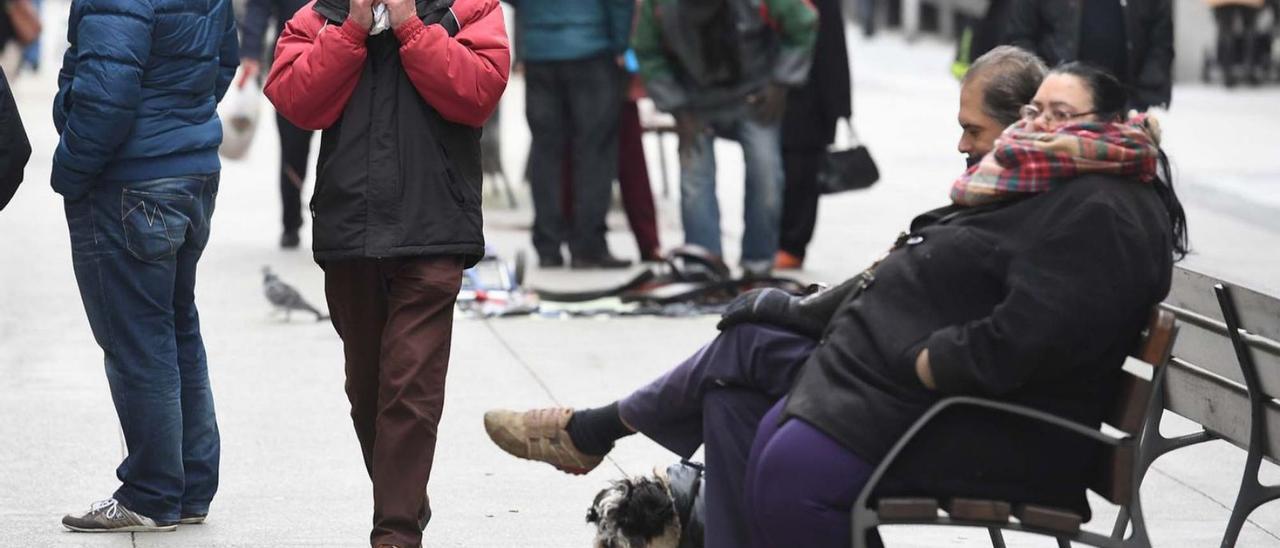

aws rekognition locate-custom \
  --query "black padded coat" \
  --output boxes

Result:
[784,176,1174,516]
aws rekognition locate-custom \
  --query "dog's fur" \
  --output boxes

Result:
[586,463,704,548]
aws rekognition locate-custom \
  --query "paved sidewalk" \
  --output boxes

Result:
[1,10,1279,547]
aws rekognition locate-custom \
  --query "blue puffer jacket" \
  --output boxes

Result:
[52,0,240,200]
[506,0,633,63]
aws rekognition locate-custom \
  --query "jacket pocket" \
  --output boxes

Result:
[443,168,470,207]
[121,188,189,262]
[437,144,471,208]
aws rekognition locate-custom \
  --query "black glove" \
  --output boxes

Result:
[716,287,825,338]
[716,274,870,339]
[747,83,787,125]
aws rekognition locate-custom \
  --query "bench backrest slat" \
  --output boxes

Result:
[1164,313,1280,400]
[1158,266,1280,464]
[1167,267,1280,343]
[1164,359,1280,464]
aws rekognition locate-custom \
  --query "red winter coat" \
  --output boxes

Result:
[265,0,509,130]
[263,0,510,263]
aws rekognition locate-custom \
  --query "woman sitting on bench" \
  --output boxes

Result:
[483,62,1189,548]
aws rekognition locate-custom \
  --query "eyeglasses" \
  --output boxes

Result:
[1019,104,1098,125]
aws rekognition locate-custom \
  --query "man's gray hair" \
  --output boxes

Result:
[963,46,1049,127]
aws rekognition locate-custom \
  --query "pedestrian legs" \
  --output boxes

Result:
[678,128,721,257]
[277,113,314,241]
[564,55,622,260]
[526,62,571,261]
[736,118,785,270]
[779,147,825,262]
[325,256,464,548]
[66,174,222,524]
[618,100,661,260]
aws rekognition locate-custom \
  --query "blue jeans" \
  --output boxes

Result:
[680,117,785,266]
[64,174,221,523]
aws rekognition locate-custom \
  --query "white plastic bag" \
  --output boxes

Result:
[218,69,262,161]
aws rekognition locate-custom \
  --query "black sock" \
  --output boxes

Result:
[566,402,633,456]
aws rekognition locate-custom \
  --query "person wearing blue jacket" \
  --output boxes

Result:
[53,0,239,533]
[507,0,635,269]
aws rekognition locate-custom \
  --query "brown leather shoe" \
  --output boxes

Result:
[482,407,604,475]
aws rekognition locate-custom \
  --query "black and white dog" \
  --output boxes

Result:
[586,461,706,548]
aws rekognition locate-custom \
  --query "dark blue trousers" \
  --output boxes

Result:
[618,324,816,548]
[65,174,221,523]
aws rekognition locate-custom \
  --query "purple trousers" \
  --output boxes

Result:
[619,324,874,547]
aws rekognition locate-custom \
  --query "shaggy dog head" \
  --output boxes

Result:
[585,473,682,548]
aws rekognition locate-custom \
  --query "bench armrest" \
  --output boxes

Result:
[853,397,1128,516]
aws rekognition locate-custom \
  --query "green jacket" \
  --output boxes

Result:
[633,0,817,117]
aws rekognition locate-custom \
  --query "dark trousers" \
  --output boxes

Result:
[1213,5,1261,83]
[745,399,875,548]
[779,147,825,259]
[526,55,621,260]
[618,325,817,548]
[278,113,315,235]
[324,256,464,548]
[66,174,222,523]
[561,100,662,260]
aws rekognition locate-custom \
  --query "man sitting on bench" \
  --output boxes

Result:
[484,51,1189,548]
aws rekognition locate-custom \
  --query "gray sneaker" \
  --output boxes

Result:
[178,513,207,525]
[62,499,177,533]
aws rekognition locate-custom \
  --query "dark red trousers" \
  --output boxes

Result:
[562,100,662,260]
[324,256,464,548]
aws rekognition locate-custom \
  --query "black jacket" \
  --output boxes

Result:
[784,177,1174,515]
[0,70,30,211]
[781,0,851,149]
[1006,0,1174,110]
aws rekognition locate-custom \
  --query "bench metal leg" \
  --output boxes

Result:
[1215,284,1280,547]
[987,527,1007,548]
[1117,357,1214,548]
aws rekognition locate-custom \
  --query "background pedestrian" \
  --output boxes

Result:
[239,0,314,248]
[507,0,634,269]
[55,0,238,532]
[1006,0,1174,110]
[775,0,852,270]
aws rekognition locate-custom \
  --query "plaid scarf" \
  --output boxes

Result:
[950,113,1162,207]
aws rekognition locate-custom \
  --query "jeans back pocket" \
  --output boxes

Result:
[121,189,190,262]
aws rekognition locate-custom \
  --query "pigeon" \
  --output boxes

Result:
[262,266,328,322]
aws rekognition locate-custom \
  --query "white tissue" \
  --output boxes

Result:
[371,4,391,35]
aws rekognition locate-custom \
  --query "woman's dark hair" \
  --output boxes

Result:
[1050,62,1129,121]
[1051,62,1190,260]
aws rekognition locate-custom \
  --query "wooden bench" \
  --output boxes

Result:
[851,265,1280,547]
[1141,267,1280,547]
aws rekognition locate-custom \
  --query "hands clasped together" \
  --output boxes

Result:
[347,0,416,33]
[238,0,420,89]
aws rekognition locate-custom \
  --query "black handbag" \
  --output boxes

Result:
[817,119,879,195]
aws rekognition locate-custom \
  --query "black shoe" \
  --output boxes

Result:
[570,253,632,270]
[280,232,301,249]
[539,253,565,268]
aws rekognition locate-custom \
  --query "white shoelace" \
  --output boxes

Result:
[89,499,124,520]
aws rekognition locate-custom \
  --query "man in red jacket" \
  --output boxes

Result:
[263,0,508,546]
